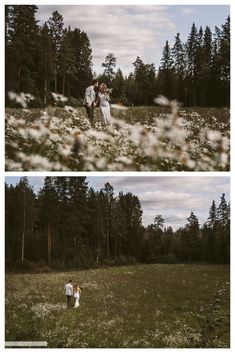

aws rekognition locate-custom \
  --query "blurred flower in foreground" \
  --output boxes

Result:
[111,104,128,111]
[71,131,82,156]
[5,92,230,171]
[8,91,34,108]
[51,92,68,103]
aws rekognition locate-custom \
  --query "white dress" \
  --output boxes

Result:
[99,93,111,123]
[74,291,80,308]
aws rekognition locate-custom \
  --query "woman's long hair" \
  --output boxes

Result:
[99,83,107,93]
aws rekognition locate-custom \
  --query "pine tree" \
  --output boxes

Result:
[87,188,105,264]
[210,26,223,105]
[220,16,230,106]
[154,215,165,229]
[102,53,117,84]
[158,41,174,99]
[194,26,204,105]
[6,5,39,94]
[101,182,115,258]
[124,73,138,105]
[185,23,198,105]
[172,33,185,101]
[67,177,89,267]
[207,200,217,228]
[67,28,93,98]
[112,195,128,259]
[59,29,77,96]
[184,212,200,261]
[37,23,54,105]
[205,200,217,261]
[132,57,156,105]
[217,193,229,226]
[112,68,125,100]
[48,11,64,93]
[54,177,69,266]
[38,177,59,265]
[119,192,143,259]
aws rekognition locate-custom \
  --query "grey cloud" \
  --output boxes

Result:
[37,5,176,74]
[87,176,229,230]
[5,176,230,231]
[181,7,196,15]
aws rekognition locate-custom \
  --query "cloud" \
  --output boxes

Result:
[37,5,176,75]
[5,176,230,231]
[140,190,192,207]
[181,8,196,16]
[28,177,45,193]
[88,176,230,229]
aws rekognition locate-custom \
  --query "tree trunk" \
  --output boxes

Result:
[106,224,110,258]
[55,72,57,93]
[44,78,47,106]
[62,234,65,267]
[54,59,57,92]
[96,232,99,264]
[47,223,52,265]
[193,90,196,106]
[114,234,117,260]
[21,190,26,262]
[17,68,21,93]
[74,236,77,267]
[62,73,65,96]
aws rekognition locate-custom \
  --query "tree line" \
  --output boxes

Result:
[5,6,230,107]
[5,177,230,271]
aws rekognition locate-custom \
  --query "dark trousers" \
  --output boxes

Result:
[85,104,94,125]
[66,295,72,306]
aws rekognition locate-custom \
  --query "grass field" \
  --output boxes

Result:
[5,101,230,171]
[5,264,230,348]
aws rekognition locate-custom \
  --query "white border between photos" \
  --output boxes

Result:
[1,0,233,352]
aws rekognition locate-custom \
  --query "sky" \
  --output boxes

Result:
[5,176,230,230]
[36,5,230,75]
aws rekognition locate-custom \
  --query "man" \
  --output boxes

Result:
[83,79,99,125]
[65,280,73,307]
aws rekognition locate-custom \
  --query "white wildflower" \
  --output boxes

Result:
[206,130,222,141]
[154,95,170,106]
[64,105,77,115]
[51,92,68,102]
[111,104,128,111]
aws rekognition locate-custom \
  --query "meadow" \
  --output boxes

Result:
[5,94,230,171]
[5,264,230,348]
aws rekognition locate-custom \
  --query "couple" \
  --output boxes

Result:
[65,280,82,308]
[84,79,111,126]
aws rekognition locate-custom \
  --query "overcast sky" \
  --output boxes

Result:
[5,176,230,230]
[36,5,229,75]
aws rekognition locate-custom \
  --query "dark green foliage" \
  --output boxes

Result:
[101,53,117,85]
[5,5,40,96]
[5,177,230,271]
[5,6,92,105]
[5,177,143,270]
[48,10,64,92]
[5,6,230,107]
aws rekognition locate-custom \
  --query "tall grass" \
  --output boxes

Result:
[5,264,230,348]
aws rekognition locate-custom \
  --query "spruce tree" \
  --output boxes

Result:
[158,40,174,99]
[48,11,64,93]
[172,33,185,101]
[6,5,39,94]
[102,53,117,84]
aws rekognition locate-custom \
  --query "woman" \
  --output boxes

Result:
[98,83,111,124]
[73,284,81,308]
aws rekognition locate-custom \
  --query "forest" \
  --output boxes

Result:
[5,5,230,107]
[5,177,230,271]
